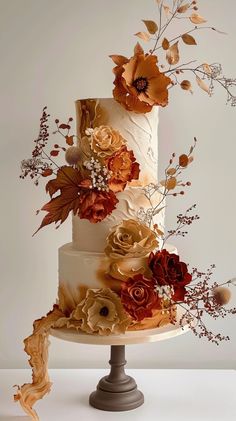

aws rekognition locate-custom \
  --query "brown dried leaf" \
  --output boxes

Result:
[166,177,177,190]
[190,13,207,24]
[166,167,177,175]
[135,31,151,41]
[166,41,180,65]
[109,55,129,66]
[142,20,158,34]
[202,63,212,75]
[177,3,190,13]
[34,166,84,234]
[162,37,170,50]
[134,42,144,55]
[196,76,210,94]
[182,33,197,45]
[179,154,189,167]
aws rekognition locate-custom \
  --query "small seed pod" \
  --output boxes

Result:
[213,287,231,306]
[180,80,192,91]
[65,146,80,165]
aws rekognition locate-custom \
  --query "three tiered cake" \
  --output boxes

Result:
[58,97,177,331]
[15,3,236,418]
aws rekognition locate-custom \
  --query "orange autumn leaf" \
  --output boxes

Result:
[182,33,197,45]
[34,166,88,235]
[162,37,170,50]
[142,20,158,34]
[109,55,129,66]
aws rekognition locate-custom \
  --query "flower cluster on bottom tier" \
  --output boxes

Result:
[58,242,179,334]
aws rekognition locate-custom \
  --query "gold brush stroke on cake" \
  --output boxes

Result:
[14,305,66,421]
[75,98,108,140]
[58,283,88,315]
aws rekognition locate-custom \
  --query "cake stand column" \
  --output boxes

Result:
[89,344,144,411]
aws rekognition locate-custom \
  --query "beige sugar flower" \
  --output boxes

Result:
[69,288,131,335]
[90,125,125,158]
[105,219,158,259]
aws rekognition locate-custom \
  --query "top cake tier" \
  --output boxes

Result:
[75,97,159,184]
[72,98,162,252]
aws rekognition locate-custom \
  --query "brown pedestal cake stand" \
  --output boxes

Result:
[50,308,189,412]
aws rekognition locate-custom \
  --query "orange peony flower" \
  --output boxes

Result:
[110,44,172,113]
[106,146,140,193]
[78,190,118,223]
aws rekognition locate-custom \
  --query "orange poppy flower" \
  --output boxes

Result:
[110,44,172,113]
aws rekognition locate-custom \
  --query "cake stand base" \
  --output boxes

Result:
[89,344,144,411]
[51,307,190,412]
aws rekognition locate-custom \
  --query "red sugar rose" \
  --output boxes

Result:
[148,249,192,301]
[120,274,160,321]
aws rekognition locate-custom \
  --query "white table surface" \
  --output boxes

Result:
[0,369,235,421]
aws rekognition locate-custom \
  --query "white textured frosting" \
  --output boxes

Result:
[72,97,164,252]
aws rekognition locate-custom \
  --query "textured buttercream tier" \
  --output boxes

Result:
[58,243,177,330]
[73,97,164,252]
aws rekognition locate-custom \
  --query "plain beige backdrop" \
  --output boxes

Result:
[0,0,235,369]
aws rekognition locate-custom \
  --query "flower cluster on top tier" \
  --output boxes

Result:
[83,126,140,194]
[20,112,140,234]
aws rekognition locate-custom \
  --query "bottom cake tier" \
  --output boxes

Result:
[58,243,178,332]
